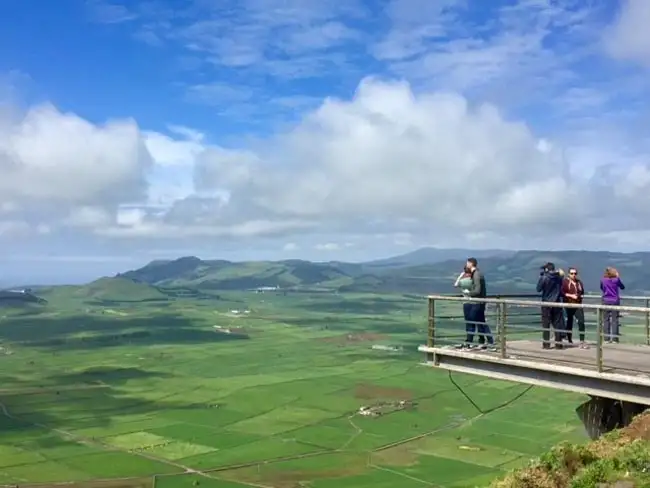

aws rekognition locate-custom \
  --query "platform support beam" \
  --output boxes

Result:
[576,396,646,439]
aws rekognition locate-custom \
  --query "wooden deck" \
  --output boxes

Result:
[420,340,650,404]
[432,340,650,377]
[499,340,650,376]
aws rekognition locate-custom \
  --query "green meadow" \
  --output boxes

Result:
[0,290,588,487]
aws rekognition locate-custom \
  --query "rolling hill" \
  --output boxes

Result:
[119,257,361,290]
[110,249,650,295]
[366,247,515,268]
[72,277,171,304]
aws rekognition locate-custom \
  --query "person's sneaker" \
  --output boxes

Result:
[542,343,551,350]
[579,342,589,349]
[554,343,563,350]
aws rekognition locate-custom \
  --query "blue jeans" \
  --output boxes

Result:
[464,303,493,344]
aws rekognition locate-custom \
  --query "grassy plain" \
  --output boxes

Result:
[0,289,588,487]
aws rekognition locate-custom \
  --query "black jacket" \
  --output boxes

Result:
[468,268,486,298]
[537,270,563,302]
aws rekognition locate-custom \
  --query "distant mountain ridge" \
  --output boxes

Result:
[365,247,515,268]
[111,248,650,295]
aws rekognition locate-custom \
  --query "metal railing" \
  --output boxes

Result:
[426,294,650,375]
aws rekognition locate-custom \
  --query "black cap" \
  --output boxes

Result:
[541,262,555,271]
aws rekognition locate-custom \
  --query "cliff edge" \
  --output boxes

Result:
[492,411,650,488]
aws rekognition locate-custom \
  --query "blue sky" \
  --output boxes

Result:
[1,0,650,284]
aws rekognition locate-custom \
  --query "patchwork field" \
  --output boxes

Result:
[0,291,588,487]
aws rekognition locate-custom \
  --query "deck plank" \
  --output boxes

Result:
[446,340,650,377]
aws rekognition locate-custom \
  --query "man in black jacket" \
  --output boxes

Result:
[536,262,565,349]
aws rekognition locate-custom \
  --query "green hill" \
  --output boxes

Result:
[115,250,650,295]
[492,411,650,487]
[120,256,360,290]
[344,250,650,295]
[74,277,170,304]
[366,247,515,268]
[0,289,47,308]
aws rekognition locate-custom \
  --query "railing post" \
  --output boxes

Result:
[495,302,502,349]
[500,302,507,358]
[427,297,436,348]
[645,298,650,346]
[596,307,604,373]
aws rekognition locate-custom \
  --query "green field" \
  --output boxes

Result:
[0,290,588,487]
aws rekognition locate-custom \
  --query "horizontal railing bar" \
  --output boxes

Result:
[427,294,650,312]
[440,293,649,301]
[584,294,649,300]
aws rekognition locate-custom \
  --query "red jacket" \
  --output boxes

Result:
[562,278,584,303]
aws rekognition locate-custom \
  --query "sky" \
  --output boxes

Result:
[1,0,650,284]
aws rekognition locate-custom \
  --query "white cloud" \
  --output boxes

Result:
[125,0,367,80]
[372,0,462,61]
[6,1,650,259]
[4,76,650,251]
[86,0,138,24]
[144,130,204,167]
[315,243,341,251]
[197,78,582,235]
[283,242,299,251]
[63,206,113,228]
[604,0,650,67]
[0,103,151,212]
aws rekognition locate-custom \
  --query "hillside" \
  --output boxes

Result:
[115,249,650,295]
[366,247,515,268]
[72,277,170,304]
[120,256,361,290]
[0,289,47,307]
[492,411,650,487]
[345,250,650,295]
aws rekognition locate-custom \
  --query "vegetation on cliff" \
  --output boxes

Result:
[493,412,650,488]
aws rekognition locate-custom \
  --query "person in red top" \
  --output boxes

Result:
[562,267,587,348]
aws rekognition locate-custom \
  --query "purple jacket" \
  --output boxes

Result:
[600,277,625,305]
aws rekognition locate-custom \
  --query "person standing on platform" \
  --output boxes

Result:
[537,262,565,349]
[463,258,494,350]
[454,265,475,348]
[600,267,625,343]
[562,267,587,348]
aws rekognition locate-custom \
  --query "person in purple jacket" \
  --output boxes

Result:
[600,267,625,343]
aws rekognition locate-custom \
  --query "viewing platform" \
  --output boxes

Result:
[419,295,650,406]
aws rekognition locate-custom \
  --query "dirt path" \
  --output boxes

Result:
[369,464,440,487]
[339,414,363,450]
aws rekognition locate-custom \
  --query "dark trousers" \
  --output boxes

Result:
[565,307,585,342]
[604,310,620,342]
[541,306,564,345]
[464,303,493,345]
